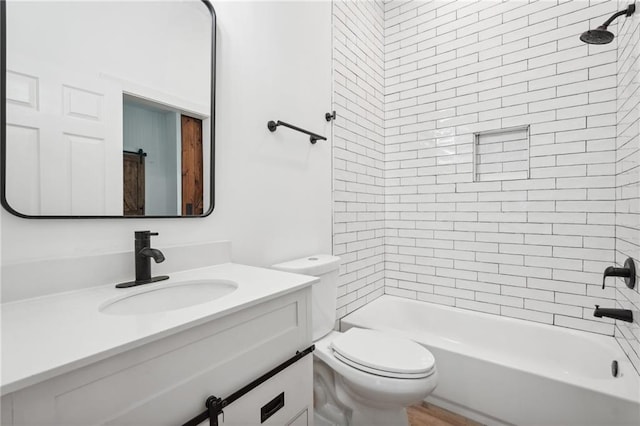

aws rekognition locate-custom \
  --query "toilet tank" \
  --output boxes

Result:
[272,255,341,341]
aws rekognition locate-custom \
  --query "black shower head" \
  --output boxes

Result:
[580,26,615,45]
[580,3,636,45]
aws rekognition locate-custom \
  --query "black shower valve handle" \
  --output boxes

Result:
[602,266,629,289]
[601,258,636,290]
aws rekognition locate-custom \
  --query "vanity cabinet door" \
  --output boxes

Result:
[220,355,313,426]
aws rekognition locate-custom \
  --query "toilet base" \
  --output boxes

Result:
[314,399,409,426]
[349,406,409,426]
[314,360,349,426]
[314,360,409,426]
[334,374,410,426]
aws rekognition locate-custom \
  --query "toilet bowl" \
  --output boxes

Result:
[272,255,438,426]
[313,329,437,426]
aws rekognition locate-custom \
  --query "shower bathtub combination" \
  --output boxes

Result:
[341,295,640,426]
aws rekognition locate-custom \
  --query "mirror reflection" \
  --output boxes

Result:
[2,0,214,217]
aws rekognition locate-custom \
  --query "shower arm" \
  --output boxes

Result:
[601,4,635,28]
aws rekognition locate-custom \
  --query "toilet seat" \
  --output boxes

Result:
[330,328,435,379]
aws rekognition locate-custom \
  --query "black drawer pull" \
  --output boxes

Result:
[261,392,285,423]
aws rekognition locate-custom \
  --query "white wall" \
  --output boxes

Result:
[1,1,333,299]
[615,0,640,375]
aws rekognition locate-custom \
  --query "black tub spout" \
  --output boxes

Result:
[593,305,633,323]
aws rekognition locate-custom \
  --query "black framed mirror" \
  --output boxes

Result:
[0,0,216,218]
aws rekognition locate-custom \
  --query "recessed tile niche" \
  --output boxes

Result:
[473,125,530,182]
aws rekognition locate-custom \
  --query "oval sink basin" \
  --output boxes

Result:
[100,279,238,315]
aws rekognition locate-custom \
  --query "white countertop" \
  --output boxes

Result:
[1,263,317,396]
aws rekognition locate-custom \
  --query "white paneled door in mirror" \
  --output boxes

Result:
[7,56,122,216]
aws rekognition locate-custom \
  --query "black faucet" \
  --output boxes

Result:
[602,258,636,289]
[116,231,169,288]
[594,305,633,323]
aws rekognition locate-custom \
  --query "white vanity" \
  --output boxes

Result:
[1,262,316,425]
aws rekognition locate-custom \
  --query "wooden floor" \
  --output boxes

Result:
[407,403,484,426]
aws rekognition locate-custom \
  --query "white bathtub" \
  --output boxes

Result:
[341,295,640,426]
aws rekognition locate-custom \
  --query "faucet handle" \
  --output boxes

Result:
[135,230,159,237]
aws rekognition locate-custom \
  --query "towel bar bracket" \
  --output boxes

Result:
[325,111,336,122]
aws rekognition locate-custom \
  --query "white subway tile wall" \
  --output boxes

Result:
[615,0,640,374]
[333,0,640,373]
[333,0,386,317]
[383,0,620,335]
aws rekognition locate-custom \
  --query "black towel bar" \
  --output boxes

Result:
[267,120,327,144]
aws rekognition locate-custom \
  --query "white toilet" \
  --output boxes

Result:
[273,255,437,426]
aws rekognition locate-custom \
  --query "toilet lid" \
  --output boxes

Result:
[331,328,435,378]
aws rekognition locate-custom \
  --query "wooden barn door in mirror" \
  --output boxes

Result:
[181,115,203,216]
[123,151,145,216]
